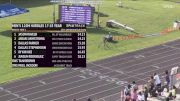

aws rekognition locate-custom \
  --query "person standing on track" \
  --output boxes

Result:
[165,70,170,89]
[154,73,161,95]
[154,73,161,87]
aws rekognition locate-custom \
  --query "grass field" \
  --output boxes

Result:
[0,0,180,84]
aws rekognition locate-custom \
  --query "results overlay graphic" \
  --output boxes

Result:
[12,23,86,68]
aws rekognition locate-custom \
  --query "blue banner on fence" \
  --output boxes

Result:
[0,3,29,18]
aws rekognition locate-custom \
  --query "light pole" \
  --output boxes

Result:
[50,0,58,23]
[53,3,55,23]
[96,0,102,28]
[97,4,100,28]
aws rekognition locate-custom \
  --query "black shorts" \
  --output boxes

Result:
[157,83,161,87]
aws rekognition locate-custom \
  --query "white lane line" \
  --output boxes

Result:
[4,65,105,94]
[0,74,85,98]
[90,38,180,65]
[4,56,180,99]
[103,46,169,67]
[45,42,178,101]
[91,63,147,82]
[38,80,46,85]
[99,45,168,66]
[94,71,176,101]
[4,39,180,90]
[14,77,95,99]
[124,56,180,73]
[120,62,180,81]
[1,65,118,98]
[108,47,177,68]
[76,68,176,101]
[92,57,180,83]
[7,63,179,101]
[134,55,145,59]
[4,42,178,92]
[11,67,112,93]
[152,65,160,69]
[74,71,158,101]
[9,78,109,101]
[1,70,64,88]
[1,87,28,101]
[20,70,128,100]
[163,44,180,50]
[4,41,180,97]
[30,82,114,101]
[52,85,121,101]
[2,40,179,100]
[78,75,87,79]
[113,51,180,70]
[7,69,130,101]
[5,69,119,100]
[0,76,85,97]
[4,70,78,90]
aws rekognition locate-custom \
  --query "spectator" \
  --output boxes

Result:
[154,73,161,95]
[148,76,154,96]
[165,70,170,88]
[87,97,92,101]
[131,81,138,91]
[124,84,131,101]
[154,73,161,87]
[151,87,158,97]
[163,88,170,101]
[144,87,148,101]
[131,89,138,101]
[171,85,177,99]
[137,91,145,101]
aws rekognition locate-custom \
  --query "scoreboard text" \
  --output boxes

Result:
[12,23,86,68]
